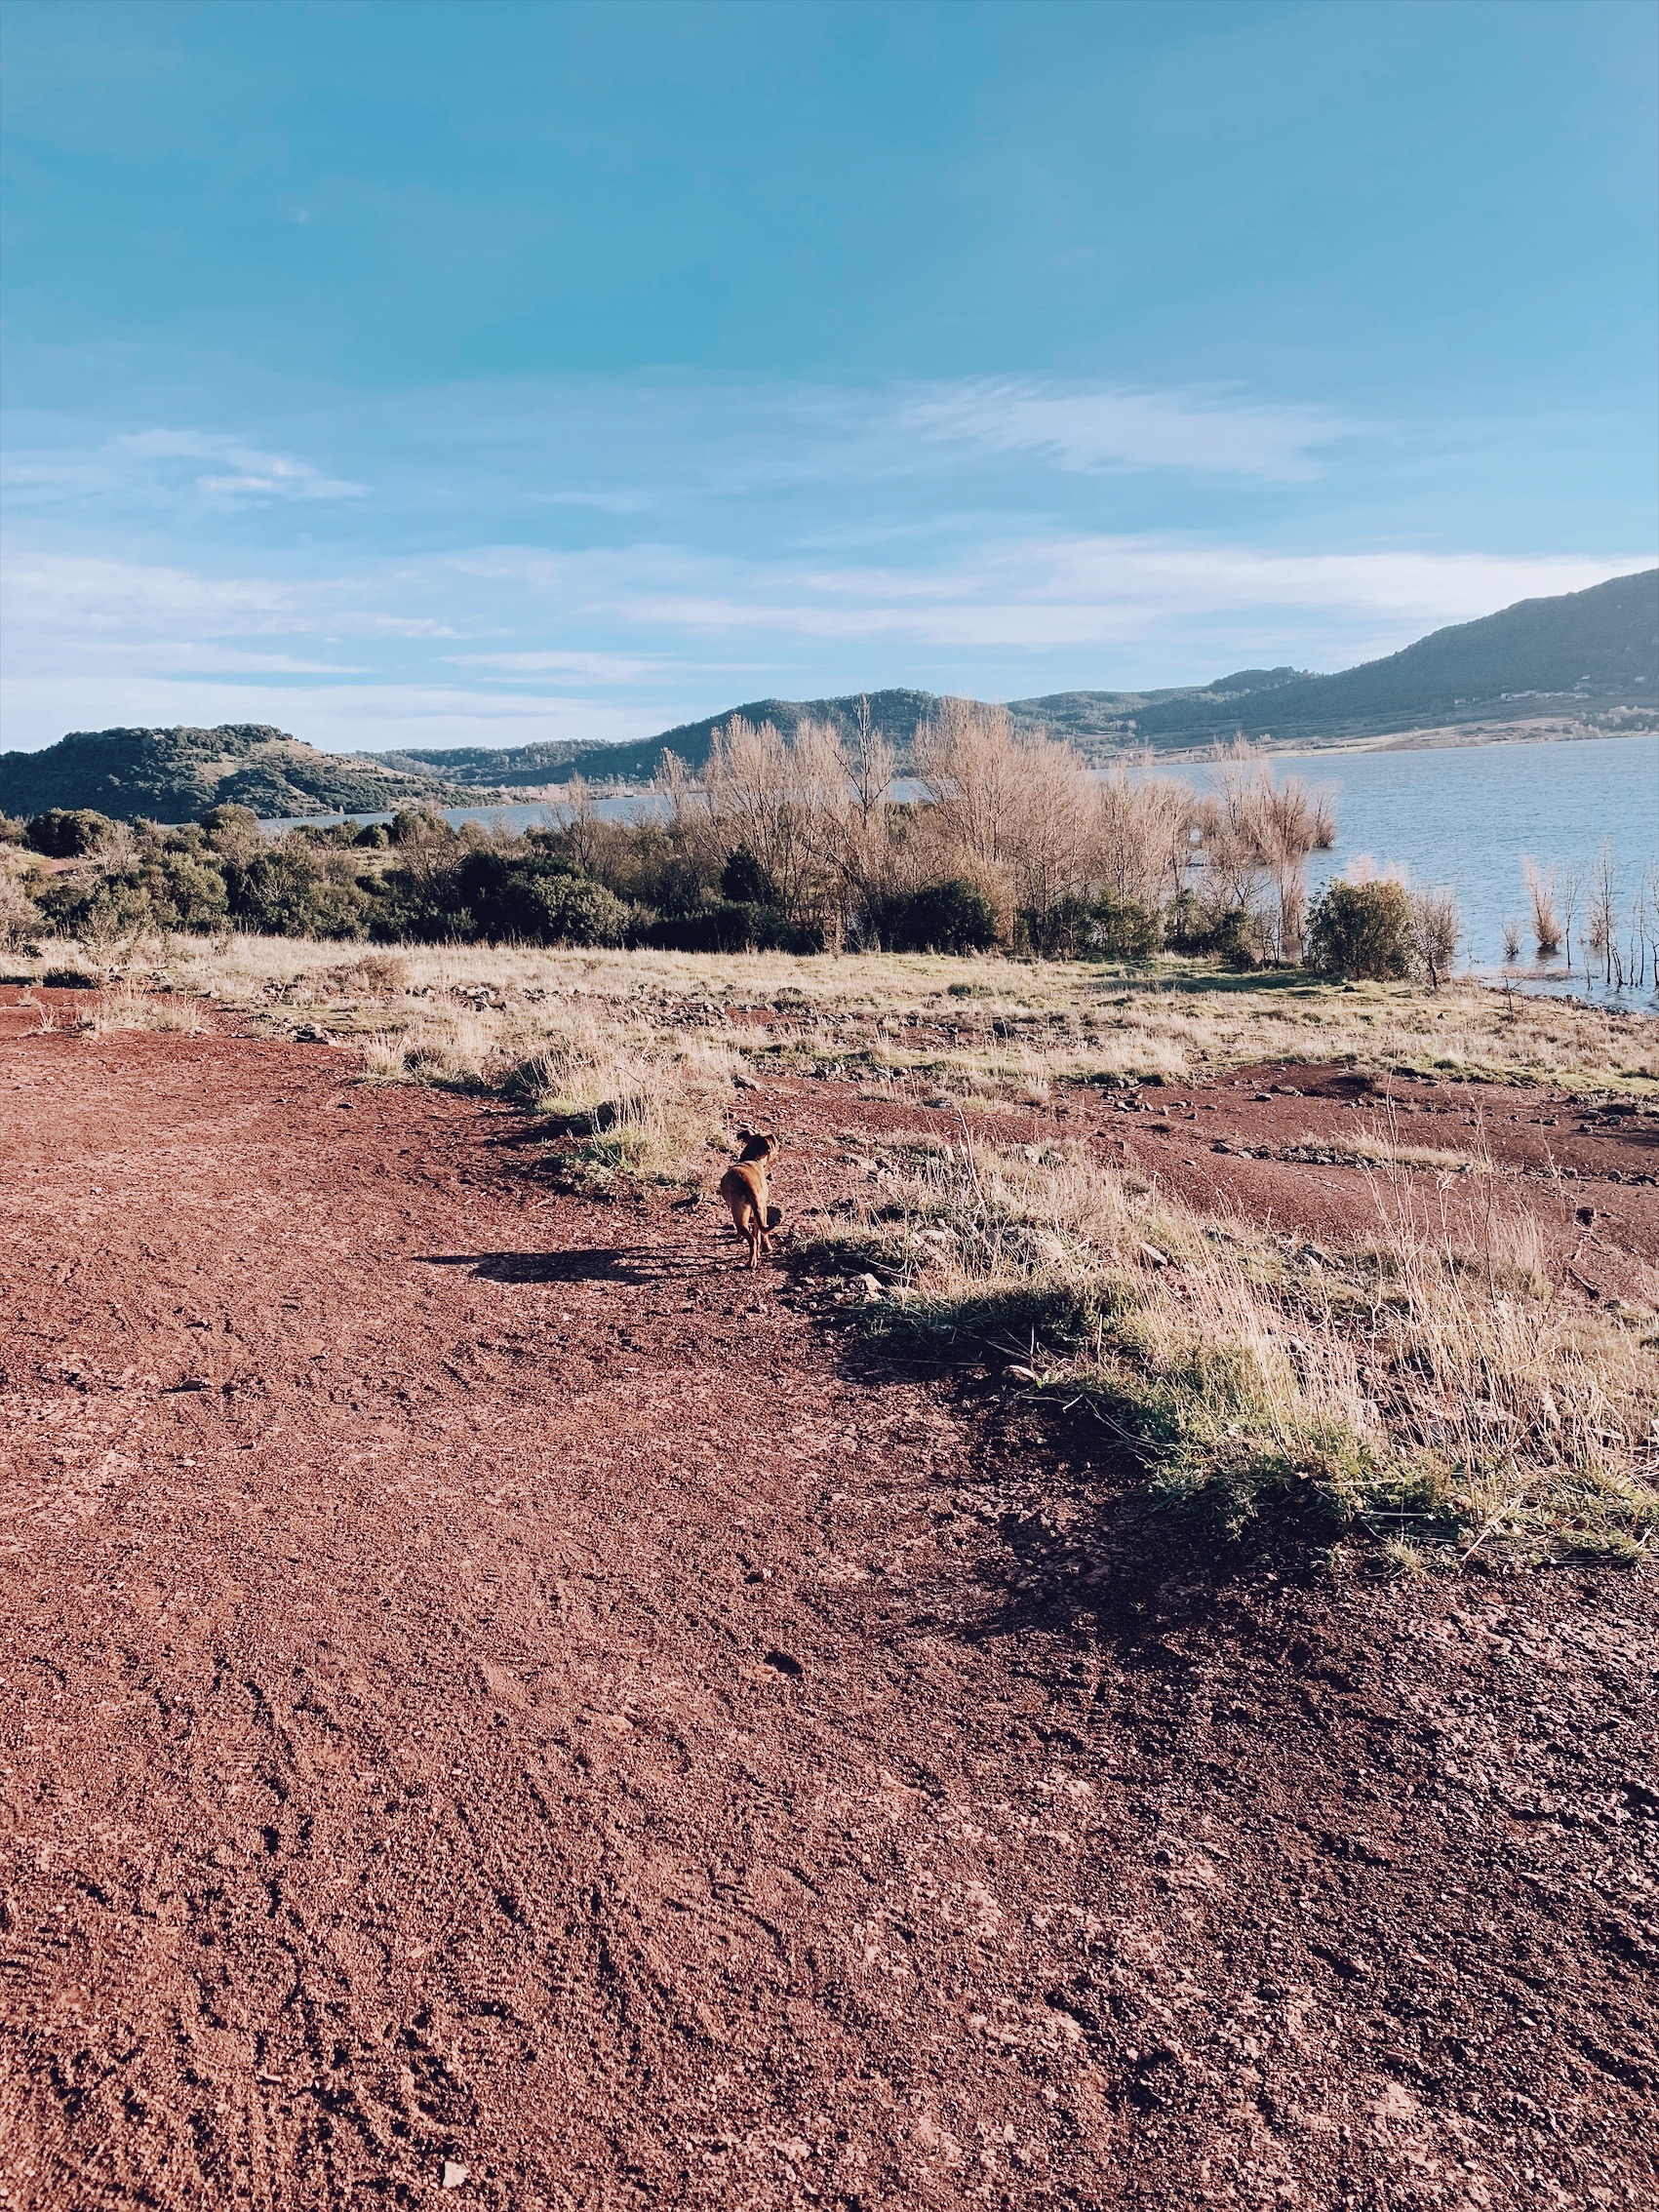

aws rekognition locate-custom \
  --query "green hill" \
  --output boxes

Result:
[372,736,599,789]
[0,725,479,824]
[1109,568,1658,750]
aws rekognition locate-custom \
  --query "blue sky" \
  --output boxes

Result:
[2,0,1655,755]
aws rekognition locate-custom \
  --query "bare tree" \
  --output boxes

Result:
[1558,860,1581,969]
[1196,748,1335,962]
[1407,885,1462,989]
[1588,840,1618,987]
[911,698,1093,935]
[1521,859,1561,955]
[1084,762,1199,911]
[544,771,602,872]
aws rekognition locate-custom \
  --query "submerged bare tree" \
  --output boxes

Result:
[1521,858,1561,956]
[1559,861,1581,969]
[1588,840,1619,987]
[1195,748,1336,962]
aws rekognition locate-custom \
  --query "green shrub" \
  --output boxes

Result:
[38,877,154,942]
[142,852,229,931]
[1306,878,1412,981]
[643,900,819,954]
[869,878,1000,955]
[1163,891,1257,968]
[223,843,373,938]
[25,809,118,858]
[389,806,451,846]
[720,847,779,905]
[487,869,632,947]
[1019,893,1160,962]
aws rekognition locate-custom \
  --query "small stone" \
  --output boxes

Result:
[441,2161,469,2190]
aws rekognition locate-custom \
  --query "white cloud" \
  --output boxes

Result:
[0,548,452,643]
[575,538,1643,652]
[448,649,683,682]
[0,427,365,513]
[899,379,1356,481]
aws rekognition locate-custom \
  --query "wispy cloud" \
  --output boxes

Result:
[899,380,1357,481]
[1,427,365,512]
[448,649,684,682]
[551,538,1639,652]
[0,549,452,640]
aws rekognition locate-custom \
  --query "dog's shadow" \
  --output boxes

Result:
[416,1246,692,1285]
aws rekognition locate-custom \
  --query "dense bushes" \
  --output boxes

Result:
[7,807,647,950]
[864,878,1002,955]
[1306,879,1414,981]
[1018,893,1161,963]
[24,808,119,857]
[4,742,1470,984]
[1163,891,1258,968]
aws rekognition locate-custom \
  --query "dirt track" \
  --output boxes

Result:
[2,1019,1657,2210]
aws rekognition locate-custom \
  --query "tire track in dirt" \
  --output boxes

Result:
[1,1028,1655,2210]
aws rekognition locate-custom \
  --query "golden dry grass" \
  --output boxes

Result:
[26,930,1655,1101]
[810,1133,1659,1563]
[1284,1129,1489,1174]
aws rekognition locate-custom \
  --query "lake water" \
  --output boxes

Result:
[1177,733,1659,1005]
[269,731,1658,1006]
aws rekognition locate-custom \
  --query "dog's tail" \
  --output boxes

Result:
[765,1204,782,1231]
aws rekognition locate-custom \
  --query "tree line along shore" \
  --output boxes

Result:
[2,703,1492,987]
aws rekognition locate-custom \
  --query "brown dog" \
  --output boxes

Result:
[719,1128,781,1269]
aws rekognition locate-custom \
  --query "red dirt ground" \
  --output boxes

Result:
[2,1011,1656,2210]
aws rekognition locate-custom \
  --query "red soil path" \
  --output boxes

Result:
[1,1019,1656,2210]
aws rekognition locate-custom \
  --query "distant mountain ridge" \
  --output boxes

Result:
[3,569,1653,821]
[427,568,1654,783]
[1114,568,1658,750]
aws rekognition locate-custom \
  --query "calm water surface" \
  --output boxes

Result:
[1179,733,1658,1002]
[271,732,1658,1006]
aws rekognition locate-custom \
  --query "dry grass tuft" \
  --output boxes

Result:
[1285,1130,1488,1174]
[85,981,211,1036]
[809,1134,1658,1563]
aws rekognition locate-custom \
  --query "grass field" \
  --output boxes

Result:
[20,930,1656,1094]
